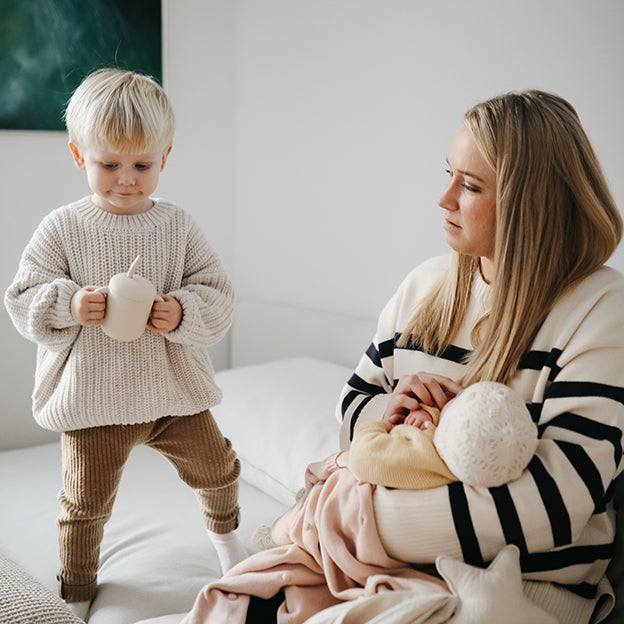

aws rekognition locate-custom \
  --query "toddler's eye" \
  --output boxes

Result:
[134,163,152,170]
[102,163,118,170]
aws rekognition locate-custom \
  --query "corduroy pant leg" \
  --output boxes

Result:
[57,424,138,602]
[148,410,241,534]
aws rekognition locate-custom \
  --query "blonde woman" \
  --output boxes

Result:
[337,91,624,624]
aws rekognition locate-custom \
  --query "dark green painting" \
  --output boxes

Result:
[0,0,162,131]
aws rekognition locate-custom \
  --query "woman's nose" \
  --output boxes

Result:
[438,182,455,210]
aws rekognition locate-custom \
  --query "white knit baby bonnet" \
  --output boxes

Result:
[434,381,538,488]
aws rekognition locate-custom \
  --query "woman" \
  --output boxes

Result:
[337,90,624,623]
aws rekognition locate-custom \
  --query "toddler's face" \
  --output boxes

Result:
[69,142,171,215]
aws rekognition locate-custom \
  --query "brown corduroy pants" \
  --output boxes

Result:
[56,409,240,602]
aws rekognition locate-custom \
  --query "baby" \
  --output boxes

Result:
[252,381,538,552]
[349,381,539,489]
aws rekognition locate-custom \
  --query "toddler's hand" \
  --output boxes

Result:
[148,294,182,334]
[70,287,107,326]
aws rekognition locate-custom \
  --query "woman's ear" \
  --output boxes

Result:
[160,145,172,171]
[68,142,85,170]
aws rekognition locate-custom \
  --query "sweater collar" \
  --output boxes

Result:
[73,196,172,230]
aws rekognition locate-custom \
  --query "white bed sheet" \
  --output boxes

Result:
[0,357,352,623]
[0,441,288,624]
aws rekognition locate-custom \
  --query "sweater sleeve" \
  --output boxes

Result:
[336,256,456,450]
[164,218,234,347]
[373,269,624,591]
[349,421,456,489]
[4,215,80,351]
[336,291,400,450]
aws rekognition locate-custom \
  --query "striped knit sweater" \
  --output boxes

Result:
[337,254,624,598]
[4,197,234,432]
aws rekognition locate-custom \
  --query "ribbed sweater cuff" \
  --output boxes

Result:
[52,279,79,328]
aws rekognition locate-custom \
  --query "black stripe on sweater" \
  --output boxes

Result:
[448,481,484,567]
[527,455,571,547]
[542,412,623,467]
[489,485,528,554]
[348,394,374,442]
[518,349,562,380]
[346,373,386,397]
[555,440,606,510]
[521,541,614,578]
[547,380,624,406]
[395,334,471,364]
[365,342,382,368]
[378,338,395,360]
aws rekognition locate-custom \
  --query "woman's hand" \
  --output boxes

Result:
[383,373,463,426]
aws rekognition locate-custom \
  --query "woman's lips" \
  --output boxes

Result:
[443,218,461,232]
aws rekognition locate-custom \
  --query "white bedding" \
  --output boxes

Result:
[1,357,622,624]
[0,358,348,624]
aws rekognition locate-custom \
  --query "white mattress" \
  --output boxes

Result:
[0,358,349,623]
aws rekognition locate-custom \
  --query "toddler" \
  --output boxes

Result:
[5,68,246,619]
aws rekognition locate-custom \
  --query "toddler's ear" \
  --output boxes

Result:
[68,142,85,170]
[161,145,172,171]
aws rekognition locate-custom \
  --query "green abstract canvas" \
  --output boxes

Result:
[0,0,162,131]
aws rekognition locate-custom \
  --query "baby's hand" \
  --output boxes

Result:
[148,294,182,334]
[404,408,434,430]
[70,287,107,326]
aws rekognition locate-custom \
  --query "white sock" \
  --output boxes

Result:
[208,529,248,574]
[66,599,90,620]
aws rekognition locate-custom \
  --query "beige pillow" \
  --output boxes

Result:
[0,552,83,624]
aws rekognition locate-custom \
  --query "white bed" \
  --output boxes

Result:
[0,302,373,623]
[0,300,622,623]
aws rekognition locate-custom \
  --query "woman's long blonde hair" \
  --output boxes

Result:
[399,90,622,385]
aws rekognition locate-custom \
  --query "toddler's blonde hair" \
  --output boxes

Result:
[65,68,174,152]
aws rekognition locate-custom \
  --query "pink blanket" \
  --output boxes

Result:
[182,453,449,624]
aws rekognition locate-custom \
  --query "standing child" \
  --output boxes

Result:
[4,68,246,619]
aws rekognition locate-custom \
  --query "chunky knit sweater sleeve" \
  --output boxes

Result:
[336,255,624,597]
[4,210,82,351]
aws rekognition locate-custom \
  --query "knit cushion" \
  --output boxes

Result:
[0,551,83,624]
[434,381,538,487]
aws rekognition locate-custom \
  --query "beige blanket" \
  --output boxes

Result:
[182,453,448,624]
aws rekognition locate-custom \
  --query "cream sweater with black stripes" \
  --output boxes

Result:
[4,197,234,432]
[337,254,624,599]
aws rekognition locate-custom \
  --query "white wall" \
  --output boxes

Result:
[233,0,624,326]
[2,0,623,448]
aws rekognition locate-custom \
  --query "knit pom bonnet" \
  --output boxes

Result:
[434,381,538,487]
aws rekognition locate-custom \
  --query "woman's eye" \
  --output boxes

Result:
[462,182,480,193]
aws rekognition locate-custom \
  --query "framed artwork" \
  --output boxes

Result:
[0,0,162,131]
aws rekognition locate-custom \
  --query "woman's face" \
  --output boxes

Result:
[438,124,497,280]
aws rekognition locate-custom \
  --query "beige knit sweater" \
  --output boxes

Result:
[4,197,234,431]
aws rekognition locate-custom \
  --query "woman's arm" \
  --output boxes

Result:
[337,258,463,449]
[373,268,624,591]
